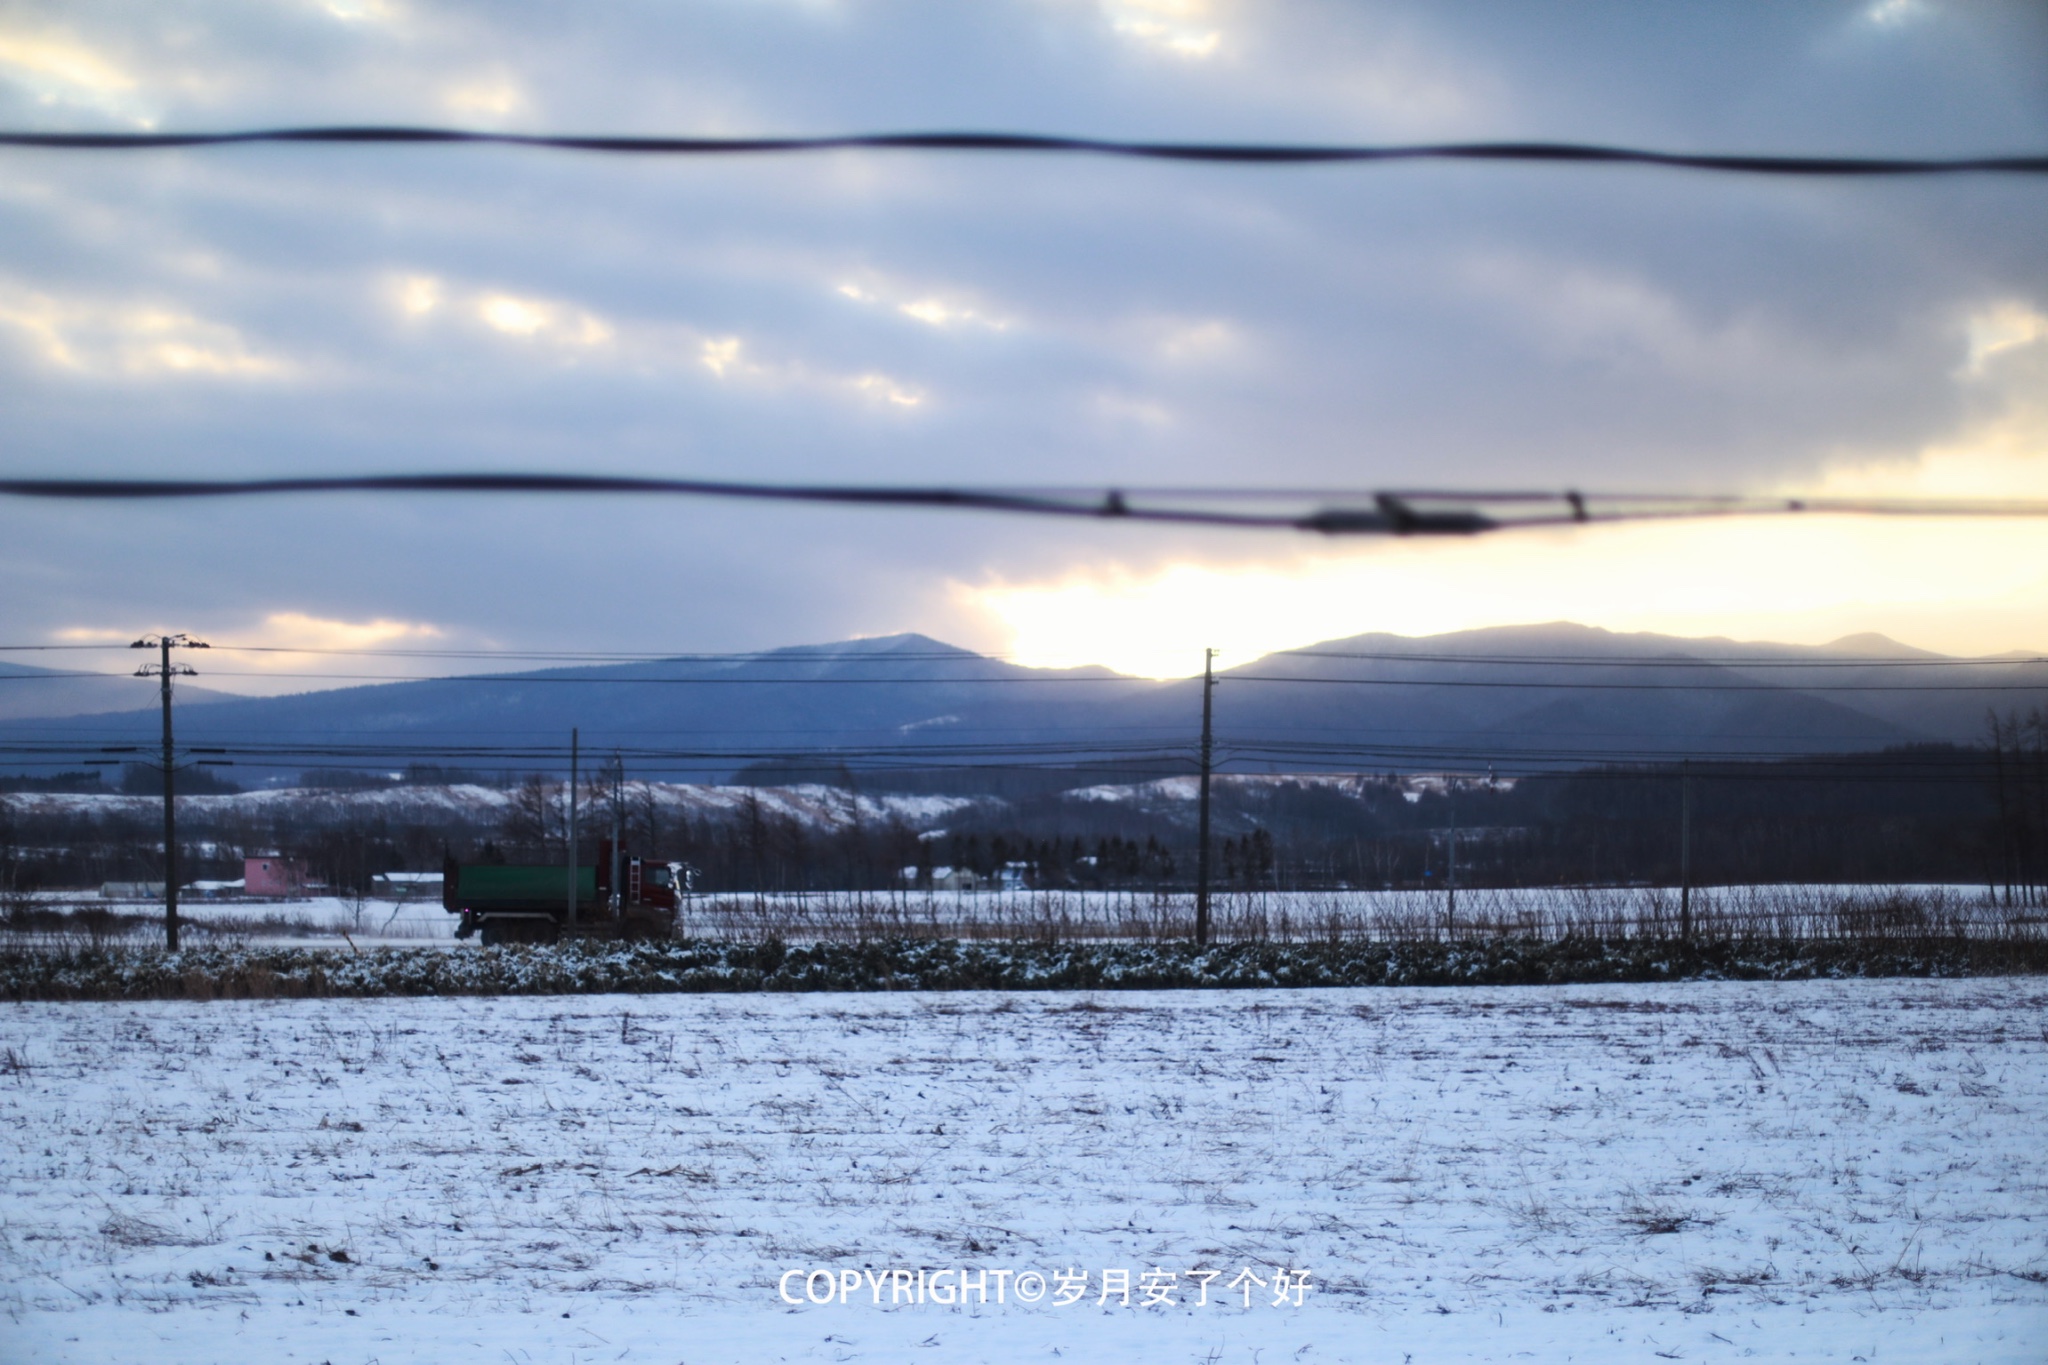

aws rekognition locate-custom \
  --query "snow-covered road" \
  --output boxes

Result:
[2,979,2043,1363]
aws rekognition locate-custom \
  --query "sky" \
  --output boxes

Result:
[1,0,2044,689]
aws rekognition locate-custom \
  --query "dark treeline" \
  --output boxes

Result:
[914,745,2009,894]
[731,757,1191,801]
[485,774,930,898]
[0,789,475,898]
[3,731,2043,902]
[1986,708,2048,905]
[0,766,245,797]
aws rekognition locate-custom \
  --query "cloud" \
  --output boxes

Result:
[965,363,2048,674]
[1152,317,1238,363]
[698,335,743,378]
[394,275,441,317]
[697,333,924,407]
[386,275,615,351]
[960,510,2048,677]
[0,286,292,378]
[1101,0,1223,59]
[1810,384,2048,504]
[442,75,525,119]
[1862,0,1932,31]
[61,611,445,655]
[1964,302,2048,375]
[836,278,1016,332]
[850,372,924,407]
[42,612,456,695]
[372,271,927,405]
[0,2,2043,671]
[1091,389,1174,428]
[475,291,612,347]
[193,612,455,692]
[252,611,446,650]
[1456,253,1783,381]
[312,0,402,22]
[0,29,148,122]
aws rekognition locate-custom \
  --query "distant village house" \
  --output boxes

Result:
[245,855,311,898]
[370,870,444,899]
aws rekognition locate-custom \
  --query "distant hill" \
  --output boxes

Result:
[1197,622,2038,764]
[0,661,234,722]
[1,624,2040,788]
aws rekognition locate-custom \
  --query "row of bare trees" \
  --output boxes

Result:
[1987,708,2048,907]
[4,731,2045,905]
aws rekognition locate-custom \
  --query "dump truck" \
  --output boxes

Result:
[445,843,684,945]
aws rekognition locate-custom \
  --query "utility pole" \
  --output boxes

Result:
[1679,759,1693,940]
[1446,789,1458,933]
[132,633,209,951]
[566,727,579,932]
[609,753,623,917]
[1194,648,1217,947]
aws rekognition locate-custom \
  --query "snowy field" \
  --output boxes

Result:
[2,980,2044,1364]
[55,895,459,946]
[174,896,457,945]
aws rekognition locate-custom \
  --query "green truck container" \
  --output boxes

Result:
[450,864,598,910]
[444,845,680,945]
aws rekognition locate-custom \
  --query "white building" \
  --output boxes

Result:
[370,871,444,899]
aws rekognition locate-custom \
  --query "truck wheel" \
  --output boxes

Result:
[478,923,502,947]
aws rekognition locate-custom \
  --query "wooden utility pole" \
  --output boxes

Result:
[1679,759,1693,940]
[157,639,176,949]
[1194,648,1217,947]
[609,753,624,917]
[1446,790,1458,932]
[131,633,208,951]
[567,727,579,931]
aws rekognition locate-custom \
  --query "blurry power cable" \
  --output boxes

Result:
[6,474,2048,536]
[1,127,2045,176]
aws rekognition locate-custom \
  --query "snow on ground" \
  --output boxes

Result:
[1058,773,1510,807]
[126,896,458,945]
[23,892,460,948]
[1,979,2044,1363]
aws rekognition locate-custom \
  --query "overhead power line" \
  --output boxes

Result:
[0,727,1991,763]
[1222,674,2048,693]
[3,663,2043,691]
[0,644,1035,663]
[0,668,1155,685]
[0,734,2008,786]
[5,644,2041,676]
[2,127,2045,176]
[5,474,2048,536]
[1273,649,2048,670]
[3,641,2040,669]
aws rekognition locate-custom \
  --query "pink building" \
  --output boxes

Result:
[245,855,309,898]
